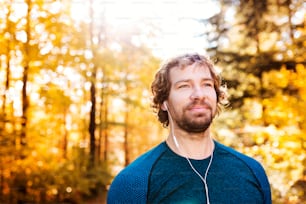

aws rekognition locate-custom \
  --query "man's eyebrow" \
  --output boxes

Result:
[173,79,191,85]
[173,78,213,85]
[202,78,214,81]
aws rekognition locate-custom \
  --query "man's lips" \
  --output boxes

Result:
[188,105,211,113]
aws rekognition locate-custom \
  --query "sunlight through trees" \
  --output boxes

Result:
[0,0,305,203]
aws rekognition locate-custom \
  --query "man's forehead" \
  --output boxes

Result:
[170,64,212,79]
[171,63,209,71]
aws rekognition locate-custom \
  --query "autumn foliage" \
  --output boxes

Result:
[0,0,305,203]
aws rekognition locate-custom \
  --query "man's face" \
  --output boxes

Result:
[167,64,217,133]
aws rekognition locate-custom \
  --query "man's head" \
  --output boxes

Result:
[151,53,228,130]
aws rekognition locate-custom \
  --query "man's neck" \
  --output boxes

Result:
[166,128,214,160]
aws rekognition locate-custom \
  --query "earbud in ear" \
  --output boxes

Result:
[162,101,168,111]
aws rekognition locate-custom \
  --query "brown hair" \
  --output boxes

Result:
[151,53,228,127]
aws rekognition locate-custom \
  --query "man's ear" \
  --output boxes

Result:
[161,101,168,111]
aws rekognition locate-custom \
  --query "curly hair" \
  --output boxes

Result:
[151,53,228,127]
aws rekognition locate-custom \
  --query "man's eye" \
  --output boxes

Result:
[178,84,189,88]
[204,82,213,87]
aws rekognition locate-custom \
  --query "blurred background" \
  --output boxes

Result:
[0,0,305,203]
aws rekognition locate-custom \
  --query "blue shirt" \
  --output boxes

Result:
[107,141,271,204]
[148,142,265,203]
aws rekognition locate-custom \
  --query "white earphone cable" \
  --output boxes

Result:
[167,104,213,204]
[172,133,213,204]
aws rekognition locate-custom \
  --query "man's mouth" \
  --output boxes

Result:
[188,102,211,110]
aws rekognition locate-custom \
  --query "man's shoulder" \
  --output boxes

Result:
[215,141,262,168]
[215,141,271,203]
[112,142,167,181]
[107,142,167,203]
[124,142,167,171]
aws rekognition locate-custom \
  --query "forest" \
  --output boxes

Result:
[0,0,305,203]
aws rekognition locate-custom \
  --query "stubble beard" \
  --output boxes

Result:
[175,103,215,133]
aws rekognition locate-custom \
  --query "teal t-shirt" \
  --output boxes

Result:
[147,142,264,204]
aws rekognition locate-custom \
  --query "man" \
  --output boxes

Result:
[107,53,271,204]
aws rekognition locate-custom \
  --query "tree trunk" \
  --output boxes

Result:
[20,0,31,148]
[124,107,129,166]
[0,0,12,134]
[88,0,96,166]
[124,78,130,166]
[99,87,109,162]
[103,93,109,162]
[89,78,96,166]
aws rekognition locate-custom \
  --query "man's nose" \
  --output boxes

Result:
[190,86,206,100]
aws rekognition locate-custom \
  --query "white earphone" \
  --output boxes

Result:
[164,101,168,111]
[164,100,212,204]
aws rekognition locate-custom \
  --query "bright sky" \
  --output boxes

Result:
[71,0,220,59]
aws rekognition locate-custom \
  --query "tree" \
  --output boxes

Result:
[20,0,32,150]
[203,0,306,201]
[88,0,97,167]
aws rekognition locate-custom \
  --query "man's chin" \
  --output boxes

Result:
[184,125,210,133]
[189,116,212,124]
[179,120,212,133]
